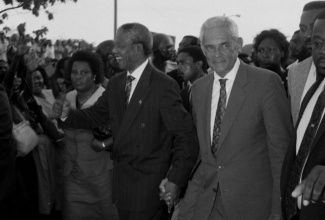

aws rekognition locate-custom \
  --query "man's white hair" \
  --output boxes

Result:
[199,16,239,44]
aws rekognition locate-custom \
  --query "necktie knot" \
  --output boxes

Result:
[126,75,135,84]
[219,79,227,87]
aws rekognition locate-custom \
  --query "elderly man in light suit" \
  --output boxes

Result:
[177,16,293,220]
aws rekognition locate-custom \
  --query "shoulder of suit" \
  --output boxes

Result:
[289,56,313,72]
[107,70,126,83]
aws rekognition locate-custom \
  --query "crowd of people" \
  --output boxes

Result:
[1,1,325,220]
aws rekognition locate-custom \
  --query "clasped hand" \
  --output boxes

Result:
[52,94,70,118]
[159,178,180,213]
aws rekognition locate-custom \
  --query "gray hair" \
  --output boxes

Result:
[118,23,153,57]
[199,16,239,44]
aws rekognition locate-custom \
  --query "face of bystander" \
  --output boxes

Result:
[289,32,304,59]
[176,52,200,83]
[312,19,325,77]
[300,9,322,53]
[32,70,44,95]
[71,61,95,93]
[256,37,283,69]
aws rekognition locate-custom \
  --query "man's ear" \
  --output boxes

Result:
[236,37,244,52]
[135,43,144,54]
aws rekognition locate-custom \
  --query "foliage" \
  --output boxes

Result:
[2,26,10,33]
[0,0,78,24]
[33,26,48,39]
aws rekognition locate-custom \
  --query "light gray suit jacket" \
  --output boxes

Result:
[287,56,314,126]
[178,62,293,220]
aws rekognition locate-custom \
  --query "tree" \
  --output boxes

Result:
[0,0,77,24]
[33,26,48,39]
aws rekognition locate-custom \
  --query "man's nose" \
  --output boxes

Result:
[112,45,117,54]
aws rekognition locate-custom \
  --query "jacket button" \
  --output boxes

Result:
[213,188,217,193]
[141,123,145,128]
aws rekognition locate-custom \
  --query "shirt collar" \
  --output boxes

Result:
[127,59,149,80]
[213,58,240,82]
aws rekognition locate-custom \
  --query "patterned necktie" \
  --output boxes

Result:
[285,81,325,220]
[125,75,135,108]
[211,79,227,157]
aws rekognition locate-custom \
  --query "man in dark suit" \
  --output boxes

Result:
[176,46,207,113]
[281,9,325,220]
[177,16,293,220]
[167,35,200,90]
[52,23,199,220]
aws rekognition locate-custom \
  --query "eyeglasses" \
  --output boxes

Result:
[257,47,279,55]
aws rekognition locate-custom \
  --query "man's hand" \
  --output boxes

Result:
[292,165,325,206]
[52,94,69,118]
[159,178,180,213]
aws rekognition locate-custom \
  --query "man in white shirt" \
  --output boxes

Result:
[287,1,325,126]
[177,15,293,220]
[281,8,325,220]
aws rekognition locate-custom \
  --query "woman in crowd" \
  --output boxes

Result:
[253,29,290,95]
[2,44,63,219]
[25,65,64,218]
[60,50,117,220]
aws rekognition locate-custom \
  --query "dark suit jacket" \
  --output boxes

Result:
[281,85,325,220]
[61,62,199,213]
[0,84,16,218]
[180,85,191,113]
[179,61,293,220]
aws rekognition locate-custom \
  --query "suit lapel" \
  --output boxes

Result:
[196,73,214,160]
[115,63,152,143]
[215,62,247,156]
[292,57,313,108]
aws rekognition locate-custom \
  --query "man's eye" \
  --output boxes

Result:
[206,46,214,51]
[313,41,323,48]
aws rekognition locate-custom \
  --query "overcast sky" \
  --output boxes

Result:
[0,0,315,47]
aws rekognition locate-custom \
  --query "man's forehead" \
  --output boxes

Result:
[204,27,233,38]
[312,19,325,36]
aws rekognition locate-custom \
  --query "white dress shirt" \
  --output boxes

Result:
[127,59,148,103]
[210,58,240,144]
[300,62,316,106]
